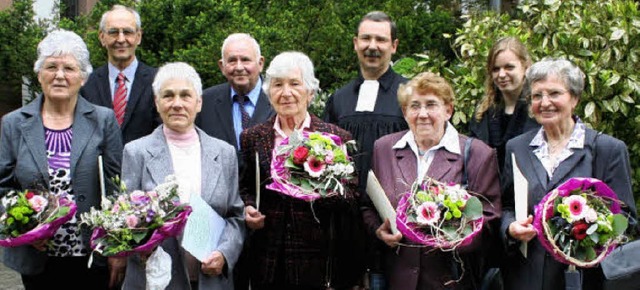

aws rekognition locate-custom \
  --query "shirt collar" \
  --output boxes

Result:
[108,58,138,82]
[230,78,263,106]
[530,116,586,149]
[392,121,461,155]
[273,112,312,139]
[355,66,396,92]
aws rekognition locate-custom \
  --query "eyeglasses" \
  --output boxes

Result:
[531,90,567,102]
[407,101,442,115]
[104,28,137,38]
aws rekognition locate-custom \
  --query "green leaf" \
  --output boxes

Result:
[610,28,625,41]
[611,213,629,235]
[462,197,483,220]
[585,246,597,261]
[132,231,148,243]
[584,101,596,116]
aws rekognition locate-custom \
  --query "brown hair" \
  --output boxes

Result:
[397,72,454,110]
[474,37,532,121]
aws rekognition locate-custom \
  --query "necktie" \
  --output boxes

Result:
[113,72,127,126]
[234,94,250,129]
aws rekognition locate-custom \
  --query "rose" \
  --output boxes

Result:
[25,191,35,199]
[125,215,139,228]
[28,195,48,213]
[571,221,589,240]
[292,146,309,165]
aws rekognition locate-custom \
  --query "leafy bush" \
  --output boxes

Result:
[401,0,640,209]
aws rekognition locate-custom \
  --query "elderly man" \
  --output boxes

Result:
[196,33,274,152]
[80,4,160,144]
[322,11,409,290]
[195,32,273,290]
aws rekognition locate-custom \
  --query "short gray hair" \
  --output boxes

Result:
[220,33,261,61]
[99,5,141,31]
[526,57,585,100]
[33,29,92,79]
[152,62,202,98]
[262,51,319,97]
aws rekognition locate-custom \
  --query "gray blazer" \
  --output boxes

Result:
[0,95,123,275]
[121,126,246,290]
[500,128,637,290]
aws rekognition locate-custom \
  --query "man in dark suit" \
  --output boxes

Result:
[196,33,273,154]
[80,5,160,145]
[195,32,273,290]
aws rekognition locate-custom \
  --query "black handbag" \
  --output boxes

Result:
[601,239,640,290]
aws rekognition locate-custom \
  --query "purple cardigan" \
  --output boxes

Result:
[363,130,502,290]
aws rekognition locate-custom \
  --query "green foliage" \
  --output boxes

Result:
[0,0,47,104]
[403,0,640,208]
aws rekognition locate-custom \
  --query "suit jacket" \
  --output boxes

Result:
[80,61,161,144]
[500,128,637,290]
[364,130,501,290]
[238,115,366,288]
[0,95,122,275]
[120,125,245,290]
[196,82,274,150]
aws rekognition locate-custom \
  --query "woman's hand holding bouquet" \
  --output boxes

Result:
[0,188,76,248]
[80,175,192,257]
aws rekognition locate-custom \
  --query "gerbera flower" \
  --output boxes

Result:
[304,157,326,178]
[563,195,587,220]
[416,201,441,225]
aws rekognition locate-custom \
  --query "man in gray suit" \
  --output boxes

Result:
[196,33,274,152]
[80,5,160,144]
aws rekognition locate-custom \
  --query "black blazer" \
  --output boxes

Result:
[195,82,274,150]
[80,61,161,144]
[500,128,637,290]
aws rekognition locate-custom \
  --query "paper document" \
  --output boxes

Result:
[367,170,398,234]
[512,153,528,258]
[181,194,226,261]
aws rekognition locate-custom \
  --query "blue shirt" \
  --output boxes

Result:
[230,78,263,147]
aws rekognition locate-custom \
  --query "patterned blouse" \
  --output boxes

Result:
[45,126,86,257]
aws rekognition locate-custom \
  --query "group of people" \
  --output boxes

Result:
[0,4,637,290]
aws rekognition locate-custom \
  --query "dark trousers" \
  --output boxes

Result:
[21,256,109,290]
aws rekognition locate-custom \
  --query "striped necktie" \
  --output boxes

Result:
[113,72,127,126]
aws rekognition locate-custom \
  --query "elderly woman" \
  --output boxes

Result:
[0,30,122,289]
[120,62,245,290]
[469,37,539,172]
[500,58,637,290]
[239,51,365,290]
[366,72,501,290]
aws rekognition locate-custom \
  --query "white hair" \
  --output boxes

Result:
[33,29,92,79]
[263,51,319,97]
[152,62,203,98]
[220,33,261,61]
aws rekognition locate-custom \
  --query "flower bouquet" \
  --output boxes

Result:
[80,175,192,257]
[0,189,76,247]
[533,177,628,267]
[396,177,484,249]
[266,130,356,202]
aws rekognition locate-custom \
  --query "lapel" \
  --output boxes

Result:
[251,90,273,126]
[427,150,457,182]
[394,147,417,190]
[19,96,49,184]
[123,63,150,129]
[93,66,113,107]
[214,84,237,147]
[198,129,222,202]
[69,97,97,179]
[144,127,174,186]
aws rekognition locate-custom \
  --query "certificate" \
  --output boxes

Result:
[181,194,226,261]
[367,170,398,234]
[512,153,528,258]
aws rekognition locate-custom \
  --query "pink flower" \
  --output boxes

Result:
[292,146,309,165]
[324,150,334,164]
[28,195,48,212]
[416,201,441,225]
[563,195,587,220]
[304,156,326,178]
[125,215,139,228]
[584,207,598,223]
[25,191,35,199]
[130,190,150,205]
